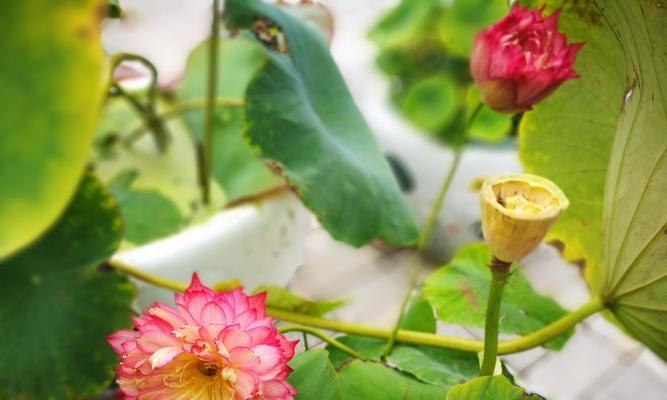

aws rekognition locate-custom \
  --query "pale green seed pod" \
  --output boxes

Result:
[480,174,569,263]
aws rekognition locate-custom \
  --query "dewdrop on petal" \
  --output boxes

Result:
[480,174,569,263]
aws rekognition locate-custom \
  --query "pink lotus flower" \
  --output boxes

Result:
[470,4,583,113]
[108,274,297,400]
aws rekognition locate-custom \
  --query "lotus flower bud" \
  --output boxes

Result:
[480,174,569,262]
[470,5,583,113]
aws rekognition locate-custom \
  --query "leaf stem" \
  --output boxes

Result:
[106,259,604,355]
[107,258,187,292]
[497,297,604,354]
[479,258,511,376]
[108,53,159,105]
[123,98,245,146]
[108,54,168,152]
[224,184,290,209]
[382,115,469,357]
[417,149,463,251]
[278,325,368,361]
[202,0,222,205]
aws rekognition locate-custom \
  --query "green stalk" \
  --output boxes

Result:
[382,105,482,357]
[479,259,510,376]
[109,55,168,152]
[105,259,604,355]
[278,325,368,361]
[201,0,221,205]
[123,98,244,147]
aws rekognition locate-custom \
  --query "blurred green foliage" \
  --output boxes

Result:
[369,0,512,146]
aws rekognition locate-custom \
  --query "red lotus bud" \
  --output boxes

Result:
[470,5,583,113]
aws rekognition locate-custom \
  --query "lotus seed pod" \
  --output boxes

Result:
[480,174,569,262]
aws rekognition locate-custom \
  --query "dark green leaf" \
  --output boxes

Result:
[337,360,448,400]
[225,0,419,247]
[254,285,344,317]
[423,243,571,350]
[0,0,104,259]
[107,170,185,245]
[179,37,280,200]
[0,174,135,399]
[288,349,342,400]
[446,376,542,400]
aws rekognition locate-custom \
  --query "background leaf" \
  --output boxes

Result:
[439,0,508,59]
[423,243,571,350]
[287,349,342,400]
[337,360,448,400]
[178,37,280,201]
[369,0,510,146]
[400,292,437,333]
[254,285,344,317]
[401,74,459,133]
[326,336,478,392]
[0,174,135,399]
[225,0,419,247]
[107,170,185,245]
[0,0,104,259]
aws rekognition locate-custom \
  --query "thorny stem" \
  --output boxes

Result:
[479,257,511,376]
[278,325,368,361]
[105,259,604,355]
[202,0,222,205]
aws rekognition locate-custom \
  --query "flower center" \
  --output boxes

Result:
[198,361,220,376]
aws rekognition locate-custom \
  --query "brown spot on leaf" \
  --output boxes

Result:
[573,258,586,270]
[547,239,565,253]
[459,281,479,309]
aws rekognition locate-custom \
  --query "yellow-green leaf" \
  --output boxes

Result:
[0,0,104,259]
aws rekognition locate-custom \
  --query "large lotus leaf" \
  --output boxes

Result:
[591,0,667,360]
[225,0,418,247]
[0,174,135,399]
[178,37,280,201]
[0,1,104,259]
[518,1,624,281]
[253,285,344,317]
[424,243,571,350]
[520,0,667,360]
